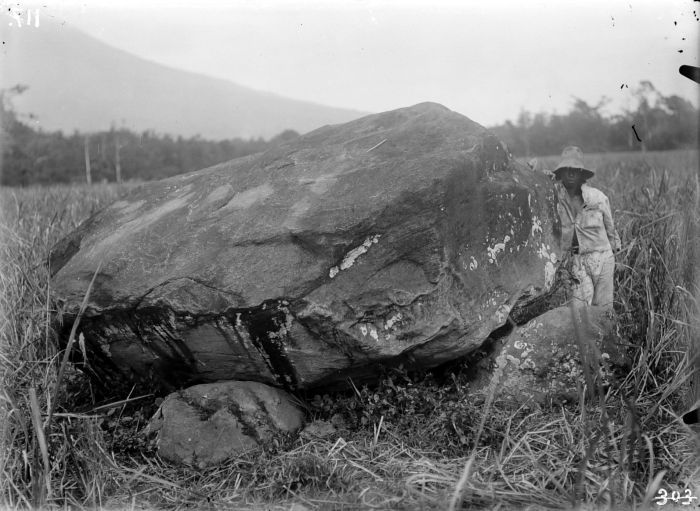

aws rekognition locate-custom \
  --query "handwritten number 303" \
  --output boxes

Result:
[654,488,698,505]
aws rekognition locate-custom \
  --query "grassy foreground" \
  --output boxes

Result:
[1,150,698,510]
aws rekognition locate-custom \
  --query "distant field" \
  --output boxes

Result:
[530,148,698,169]
[521,148,699,182]
[1,149,698,510]
[522,148,699,222]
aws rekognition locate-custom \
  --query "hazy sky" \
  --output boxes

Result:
[5,0,700,126]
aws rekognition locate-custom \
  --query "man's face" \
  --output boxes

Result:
[560,168,584,190]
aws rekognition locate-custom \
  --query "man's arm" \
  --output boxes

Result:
[601,195,621,252]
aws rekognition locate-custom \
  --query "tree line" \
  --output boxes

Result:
[490,81,698,157]
[0,85,300,186]
[1,80,697,187]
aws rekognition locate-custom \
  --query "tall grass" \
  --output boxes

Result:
[0,184,130,508]
[1,151,698,509]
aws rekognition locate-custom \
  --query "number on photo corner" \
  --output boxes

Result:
[653,488,699,506]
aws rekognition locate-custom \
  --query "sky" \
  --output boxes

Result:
[3,0,700,127]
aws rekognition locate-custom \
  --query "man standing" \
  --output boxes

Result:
[554,146,621,308]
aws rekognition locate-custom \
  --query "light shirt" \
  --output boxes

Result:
[556,183,621,254]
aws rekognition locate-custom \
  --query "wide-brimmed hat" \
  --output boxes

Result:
[553,146,595,180]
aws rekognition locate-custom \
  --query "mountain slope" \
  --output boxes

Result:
[0,21,367,140]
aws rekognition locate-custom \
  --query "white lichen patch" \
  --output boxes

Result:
[358,323,380,342]
[493,351,508,370]
[329,234,381,278]
[506,354,521,367]
[486,235,511,264]
[531,216,543,237]
[518,321,537,335]
[469,256,478,271]
[384,313,403,330]
[369,327,379,342]
[516,340,534,360]
[494,303,511,324]
[270,304,294,339]
[537,243,554,260]
[232,313,257,351]
[301,302,334,320]
[521,358,536,370]
[544,261,555,290]
[341,235,380,270]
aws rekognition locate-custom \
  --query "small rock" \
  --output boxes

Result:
[471,305,629,406]
[146,381,305,467]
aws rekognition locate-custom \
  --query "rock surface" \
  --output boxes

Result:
[146,381,304,467]
[50,102,562,394]
[471,305,630,406]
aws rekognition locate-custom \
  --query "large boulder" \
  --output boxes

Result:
[50,103,561,394]
[146,381,305,467]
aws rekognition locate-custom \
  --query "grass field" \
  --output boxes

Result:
[1,149,698,510]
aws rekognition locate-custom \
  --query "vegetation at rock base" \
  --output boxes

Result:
[1,149,698,509]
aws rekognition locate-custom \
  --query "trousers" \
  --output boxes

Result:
[571,249,615,308]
